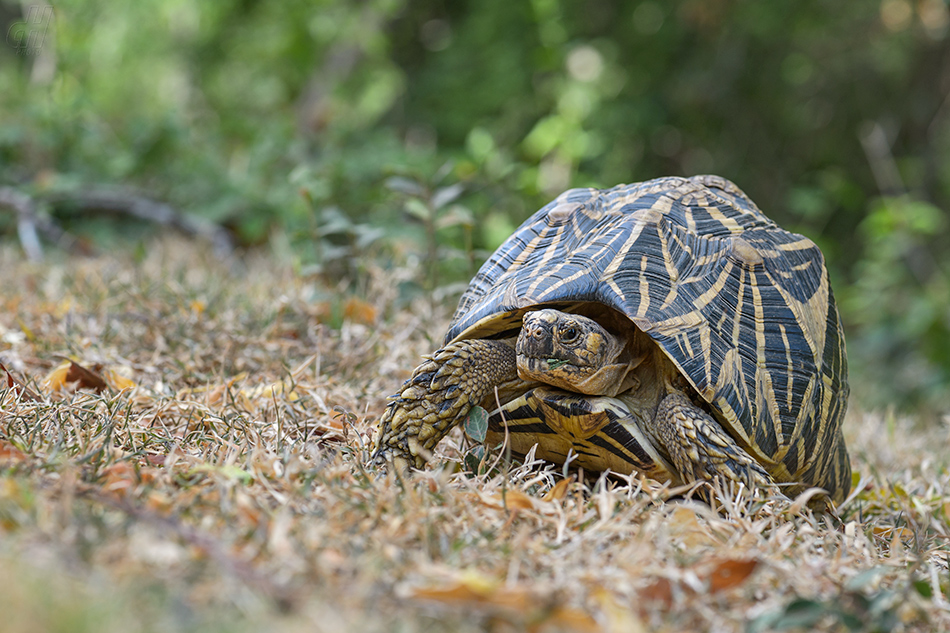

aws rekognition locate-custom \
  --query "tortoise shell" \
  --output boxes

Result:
[445,175,850,500]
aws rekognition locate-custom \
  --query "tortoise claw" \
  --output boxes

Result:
[368,444,418,478]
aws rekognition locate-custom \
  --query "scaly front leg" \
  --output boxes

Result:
[373,339,519,470]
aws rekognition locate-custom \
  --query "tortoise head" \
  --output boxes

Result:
[516,309,639,397]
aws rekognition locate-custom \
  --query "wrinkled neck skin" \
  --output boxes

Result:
[615,341,682,436]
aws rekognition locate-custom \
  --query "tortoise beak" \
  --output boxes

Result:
[517,310,557,359]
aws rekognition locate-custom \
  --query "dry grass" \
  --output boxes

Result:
[1,239,949,632]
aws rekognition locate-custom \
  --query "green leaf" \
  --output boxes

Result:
[385,176,425,197]
[464,445,486,473]
[913,578,933,598]
[435,204,475,230]
[189,464,254,484]
[464,406,489,443]
[845,566,889,591]
[432,183,464,210]
[404,198,433,222]
[748,599,828,632]
[466,127,495,162]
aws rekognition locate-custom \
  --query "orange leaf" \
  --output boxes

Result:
[533,606,600,633]
[638,558,758,609]
[410,573,532,613]
[410,574,597,631]
[104,368,137,391]
[499,489,535,511]
[704,558,759,593]
[593,587,648,633]
[306,417,347,443]
[242,379,298,402]
[44,363,70,391]
[100,463,137,495]
[543,476,574,502]
[412,582,492,604]
[44,361,108,393]
[100,462,156,496]
[666,505,717,548]
[871,526,914,543]
[0,440,28,463]
[343,296,378,325]
[177,373,248,405]
[639,577,674,606]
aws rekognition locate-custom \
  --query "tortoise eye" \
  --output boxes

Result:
[561,325,580,344]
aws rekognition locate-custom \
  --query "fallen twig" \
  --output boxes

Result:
[0,186,46,261]
[0,185,233,259]
[46,188,233,256]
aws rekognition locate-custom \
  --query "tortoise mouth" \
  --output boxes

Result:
[516,338,596,368]
[518,353,588,370]
[516,353,594,386]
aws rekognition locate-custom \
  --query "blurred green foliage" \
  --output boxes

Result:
[1,0,949,412]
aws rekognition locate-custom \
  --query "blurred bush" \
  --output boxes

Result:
[1,0,948,412]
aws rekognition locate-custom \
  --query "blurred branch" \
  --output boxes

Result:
[0,186,233,260]
[859,121,905,196]
[46,188,234,256]
[0,186,42,261]
[0,185,76,261]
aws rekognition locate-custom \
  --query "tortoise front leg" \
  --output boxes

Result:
[373,338,519,470]
[652,394,775,496]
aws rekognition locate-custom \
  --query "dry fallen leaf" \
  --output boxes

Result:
[177,373,248,405]
[500,489,536,511]
[872,526,915,543]
[100,462,157,495]
[0,440,28,463]
[532,606,601,633]
[409,572,598,632]
[786,487,832,515]
[312,296,378,326]
[638,557,759,608]
[305,417,347,443]
[343,296,378,325]
[592,587,648,633]
[409,570,527,611]
[242,378,299,402]
[704,558,759,593]
[103,368,137,391]
[666,505,718,548]
[543,476,574,502]
[44,360,108,393]
[476,488,537,513]
[639,577,674,607]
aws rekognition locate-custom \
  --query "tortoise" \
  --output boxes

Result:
[373,175,851,504]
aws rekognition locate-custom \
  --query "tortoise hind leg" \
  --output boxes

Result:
[373,338,520,470]
[653,394,774,495]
